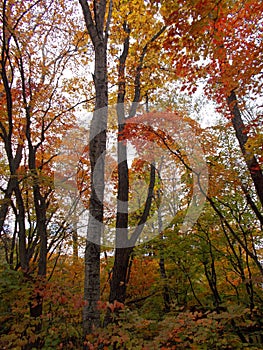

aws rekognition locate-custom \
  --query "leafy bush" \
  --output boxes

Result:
[0,261,84,349]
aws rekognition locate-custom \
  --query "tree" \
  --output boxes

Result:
[106,0,172,313]
[78,0,112,336]
[0,0,84,325]
[163,0,263,208]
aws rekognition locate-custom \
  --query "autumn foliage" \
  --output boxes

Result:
[1,0,263,349]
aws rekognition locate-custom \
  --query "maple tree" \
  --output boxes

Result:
[163,0,263,207]
[105,0,177,320]
[0,0,87,331]
[78,0,176,329]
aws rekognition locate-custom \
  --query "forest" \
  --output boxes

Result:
[0,0,263,349]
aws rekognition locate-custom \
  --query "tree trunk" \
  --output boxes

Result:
[227,91,263,207]
[107,164,156,311]
[106,24,165,318]
[104,25,130,326]
[14,184,28,272]
[83,40,107,336]
[79,0,111,336]
[109,247,133,304]
[0,11,25,254]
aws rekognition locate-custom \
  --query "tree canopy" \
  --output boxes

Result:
[0,0,262,349]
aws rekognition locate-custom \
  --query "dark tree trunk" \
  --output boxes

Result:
[0,10,26,262]
[79,0,112,336]
[104,26,131,326]
[26,125,48,321]
[109,247,133,304]
[106,163,156,320]
[14,184,28,272]
[106,25,166,319]
[34,191,47,278]
[227,91,263,207]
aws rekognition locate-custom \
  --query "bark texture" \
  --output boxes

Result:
[227,91,263,208]
[79,0,111,336]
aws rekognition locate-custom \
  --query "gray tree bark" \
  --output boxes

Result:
[78,0,112,337]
